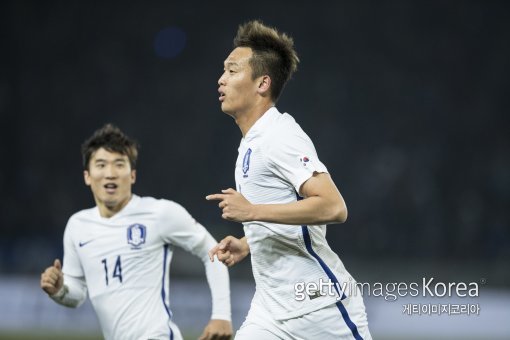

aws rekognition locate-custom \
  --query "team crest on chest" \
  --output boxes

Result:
[127,223,147,249]
[242,148,252,178]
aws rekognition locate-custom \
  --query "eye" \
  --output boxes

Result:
[96,163,105,168]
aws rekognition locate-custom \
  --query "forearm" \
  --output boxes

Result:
[251,196,347,225]
[50,275,87,308]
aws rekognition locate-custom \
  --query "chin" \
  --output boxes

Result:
[221,102,231,111]
[104,199,119,208]
[221,106,235,117]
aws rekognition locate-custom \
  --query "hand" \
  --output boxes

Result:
[208,236,250,267]
[40,259,64,295]
[198,319,233,340]
[206,188,254,222]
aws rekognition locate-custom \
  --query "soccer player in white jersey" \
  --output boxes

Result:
[207,21,372,339]
[40,124,233,340]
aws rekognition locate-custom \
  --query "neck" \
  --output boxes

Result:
[97,194,132,218]
[234,102,274,136]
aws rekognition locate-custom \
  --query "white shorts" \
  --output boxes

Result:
[235,291,371,340]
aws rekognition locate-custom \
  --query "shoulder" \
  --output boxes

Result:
[262,112,314,154]
[138,195,185,210]
[67,207,96,226]
[265,111,309,141]
[64,207,96,238]
[136,196,189,218]
[267,110,297,129]
[280,113,311,140]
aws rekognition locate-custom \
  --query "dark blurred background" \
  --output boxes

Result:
[1,1,509,288]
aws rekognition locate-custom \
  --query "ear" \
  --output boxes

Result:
[84,170,91,186]
[256,75,271,95]
[131,170,137,184]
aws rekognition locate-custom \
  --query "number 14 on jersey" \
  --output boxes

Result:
[101,255,123,285]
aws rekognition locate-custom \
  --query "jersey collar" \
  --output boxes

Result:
[95,194,141,220]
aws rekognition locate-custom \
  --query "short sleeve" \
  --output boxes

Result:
[265,128,328,195]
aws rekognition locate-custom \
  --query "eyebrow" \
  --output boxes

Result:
[94,158,127,163]
[224,61,239,67]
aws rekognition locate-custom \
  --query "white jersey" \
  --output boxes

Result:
[61,195,230,340]
[235,107,355,320]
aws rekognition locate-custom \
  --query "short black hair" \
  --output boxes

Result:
[233,20,299,102]
[81,124,139,170]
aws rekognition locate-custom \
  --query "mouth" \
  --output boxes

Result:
[218,90,226,102]
[104,183,118,194]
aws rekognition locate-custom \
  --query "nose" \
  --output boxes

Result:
[105,165,117,178]
[218,72,226,86]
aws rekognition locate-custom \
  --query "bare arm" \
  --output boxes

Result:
[206,172,347,225]
[253,172,347,225]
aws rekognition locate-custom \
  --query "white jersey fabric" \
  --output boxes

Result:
[235,107,367,338]
[59,195,230,340]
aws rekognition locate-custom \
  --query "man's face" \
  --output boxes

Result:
[84,147,136,213]
[217,47,260,116]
